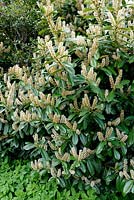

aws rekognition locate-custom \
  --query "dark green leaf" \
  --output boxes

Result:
[78,112,90,124]
[96,142,106,155]
[45,123,53,130]
[127,130,134,147]
[114,149,120,160]
[101,68,112,76]
[0,122,2,131]
[87,160,95,176]
[94,112,105,120]
[80,134,87,145]
[129,55,134,64]
[107,91,115,102]
[94,117,105,129]
[83,118,88,130]
[76,169,83,177]
[92,159,102,173]
[59,177,66,188]
[121,145,127,155]
[116,177,125,192]
[41,149,49,161]
[89,81,101,95]
[59,125,66,133]
[68,73,75,86]
[80,162,86,173]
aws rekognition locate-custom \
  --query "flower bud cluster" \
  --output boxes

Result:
[70,146,94,161]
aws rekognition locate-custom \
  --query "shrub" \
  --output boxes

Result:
[0,0,40,68]
[0,0,134,197]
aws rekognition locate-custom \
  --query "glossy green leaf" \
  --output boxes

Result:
[41,149,49,161]
[23,142,35,150]
[94,117,105,129]
[123,180,134,196]
[131,186,134,193]
[121,145,127,155]
[80,162,86,173]
[89,81,101,95]
[63,62,75,75]
[127,130,134,147]
[107,91,115,102]
[94,112,105,120]
[116,177,123,192]
[129,55,134,64]
[80,134,87,145]
[3,124,9,134]
[94,50,100,60]
[96,142,106,155]
[74,75,86,85]
[114,149,120,160]
[72,134,78,145]
[59,177,66,188]
[76,169,83,177]
[19,122,26,131]
[90,58,97,68]
[105,104,112,114]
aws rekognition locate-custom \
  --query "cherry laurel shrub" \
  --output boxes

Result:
[0,0,134,197]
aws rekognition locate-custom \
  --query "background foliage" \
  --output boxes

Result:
[0,0,41,68]
[0,0,134,198]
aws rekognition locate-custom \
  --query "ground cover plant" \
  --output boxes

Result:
[0,0,134,198]
[0,158,97,200]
